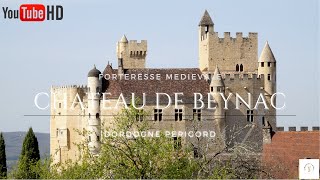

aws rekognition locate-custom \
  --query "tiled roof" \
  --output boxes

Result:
[102,65,209,104]
[199,10,214,26]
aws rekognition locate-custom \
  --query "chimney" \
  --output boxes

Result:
[262,119,272,144]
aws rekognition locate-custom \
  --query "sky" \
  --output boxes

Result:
[0,0,319,133]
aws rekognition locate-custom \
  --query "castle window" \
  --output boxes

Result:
[144,51,146,55]
[211,87,213,92]
[193,109,201,121]
[193,147,202,158]
[173,137,182,149]
[96,113,99,119]
[59,103,61,108]
[262,116,265,126]
[130,51,133,55]
[175,109,183,121]
[268,62,271,67]
[89,113,91,118]
[154,109,162,121]
[56,129,59,137]
[236,64,239,71]
[240,64,243,72]
[89,136,91,142]
[268,74,271,80]
[97,136,100,142]
[205,25,210,33]
[136,109,144,122]
[247,110,254,122]
[140,51,142,56]
[261,62,264,67]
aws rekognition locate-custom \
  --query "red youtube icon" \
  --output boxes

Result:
[20,4,45,21]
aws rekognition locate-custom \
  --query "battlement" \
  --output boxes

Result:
[277,126,320,132]
[222,73,264,81]
[126,40,147,60]
[219,32,257,39]
[219,32,257,43]
[128,40,147,45]
[51,85,87,91]
[201,32,258,43]
[221,73,264,91]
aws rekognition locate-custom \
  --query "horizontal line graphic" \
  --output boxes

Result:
[23,115,296,117]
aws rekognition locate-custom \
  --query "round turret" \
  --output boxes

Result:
[87,64,102,155]
[210,66,224,93]
[210,66,225,139]
[258,41,276,63]
[120,34,128,43]
[210,66,224,87]
[258,41,277,130]
[88,65,101,77]
[258,41,276,95]
[117,35,128,59]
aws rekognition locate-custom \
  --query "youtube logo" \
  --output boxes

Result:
[2,4,63,21]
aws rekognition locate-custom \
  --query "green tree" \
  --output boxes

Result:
[27,105,262,179]
[12,127,41,179]
[98,106,198,179]
[43,105,198,179]
[0,132,7,179]
[21,128,40,161]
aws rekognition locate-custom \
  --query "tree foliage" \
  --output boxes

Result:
[0,133,7,179]
[8,106,267,179]
[10,127,41,179]
[46,106,199,179]
[21,128,40,162]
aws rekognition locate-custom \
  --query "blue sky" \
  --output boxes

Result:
[0,0,319,132]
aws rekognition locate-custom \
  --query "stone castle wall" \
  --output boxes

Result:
[117,39,147,69]
[50,86,87,163]
[199,32,258,73]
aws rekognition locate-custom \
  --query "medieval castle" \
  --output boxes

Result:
[50,10,277,163]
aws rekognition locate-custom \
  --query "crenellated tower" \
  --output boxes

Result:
[198,10,258,73]
[116,35,147,69]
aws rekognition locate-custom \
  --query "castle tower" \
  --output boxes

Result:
[258,41,277,129]
[210,66,225,134]
[116,35,147,69]
[198,10,258,73]
[117,35,128,59]
[198,10,214,71]
[199,10,214,35]
[87,65,102,154]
